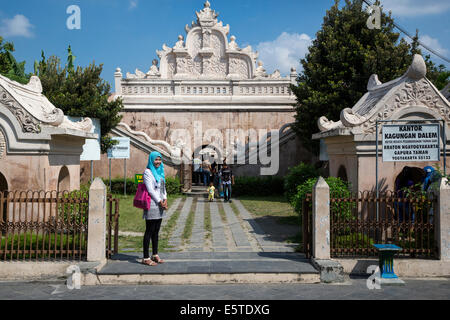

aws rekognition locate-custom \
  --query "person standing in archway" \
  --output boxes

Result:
[142,151,168,266]
[220,162,234,203]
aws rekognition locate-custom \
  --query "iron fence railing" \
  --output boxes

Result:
[330,191,438,259]
[106,194,120,259]
[0,190,120,261]
[0,190,89,261]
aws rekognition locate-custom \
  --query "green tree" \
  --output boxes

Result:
[292,0,447,153]
[36,47,123,152]
[410,29,449,90]
[0,36,30,84]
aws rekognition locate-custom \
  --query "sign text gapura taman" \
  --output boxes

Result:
[382,124,440,162]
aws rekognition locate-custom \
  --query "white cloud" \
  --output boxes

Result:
[255,32,312,75]
[419,34,449,56]
[129,0,138,10]
[0,14,34,38]
[381,0,450,17]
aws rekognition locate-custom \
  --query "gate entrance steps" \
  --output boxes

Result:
[182,185,209,197]
[89,252,320,285]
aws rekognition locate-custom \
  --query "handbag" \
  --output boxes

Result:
[133,182,151,210]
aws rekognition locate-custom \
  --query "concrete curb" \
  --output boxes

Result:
[0,259,107,283]
[336,258,450,278]
[81,273,321,286]
[311,259,346,283]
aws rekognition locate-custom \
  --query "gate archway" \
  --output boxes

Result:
[57,166,70,192]
[0,171,7,222]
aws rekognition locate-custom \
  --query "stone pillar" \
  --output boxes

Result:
[436,177,450,261]
[114,68,122,95]
[312,177,330,259]
[87,178,107,262]
[290,67,297,86]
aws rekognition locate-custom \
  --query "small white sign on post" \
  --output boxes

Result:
[382,124,440,162]
[66,117,101,161]
[107,137,130,159]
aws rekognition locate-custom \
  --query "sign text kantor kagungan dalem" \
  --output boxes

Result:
[382,124,440,162]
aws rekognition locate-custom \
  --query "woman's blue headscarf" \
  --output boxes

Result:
[147,151,165,183]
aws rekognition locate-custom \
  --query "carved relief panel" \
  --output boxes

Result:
[0,129,5,159]
[210,31,227,77]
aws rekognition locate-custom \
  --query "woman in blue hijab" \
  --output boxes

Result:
[142,151,168,266]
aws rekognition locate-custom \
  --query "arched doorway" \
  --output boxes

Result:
[192,145,223,186]
[57,166,70,192]
[0,172,7,222]
[337,165,348,182]
[394,166,425,193]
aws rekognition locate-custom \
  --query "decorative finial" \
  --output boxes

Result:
[406,54,427,80]
[205,1,211,8]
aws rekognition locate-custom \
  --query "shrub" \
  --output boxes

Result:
[233,176,285,197]
[165,176,182,195]
[291,176,353,220]
[284,163,319,202]
[102,178,137,195]
[102,176,182,196]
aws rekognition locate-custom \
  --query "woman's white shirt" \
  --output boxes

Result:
[143,168,167,204]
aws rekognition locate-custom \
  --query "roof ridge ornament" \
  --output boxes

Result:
[406,54,427,80]
[196,1,219,27]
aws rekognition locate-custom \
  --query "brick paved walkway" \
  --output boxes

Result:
[162,196,298,253]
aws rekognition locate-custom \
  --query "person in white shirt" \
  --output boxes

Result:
[142,151,168,266]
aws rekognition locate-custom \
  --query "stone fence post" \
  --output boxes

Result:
[87,178,107,262]
[436,177,450,261]
[312,177,330,259]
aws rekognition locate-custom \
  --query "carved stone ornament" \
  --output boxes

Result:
[0,129,5,159]
[340,108,367,127]
[58,116,93,132]
[0,87,41,133]
[318,116,340,132]
[130,1,261,80]
[147,59,161,77]
[317,54,450,135]
[254,61,267,78]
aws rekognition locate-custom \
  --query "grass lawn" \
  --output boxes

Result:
[111,193,184,233]
[109,193,185,253]
[236,195,299,225]
[236,195,302,248]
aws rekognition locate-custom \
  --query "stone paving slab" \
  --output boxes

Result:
[167,197,193,248]
[2,278,450,300]
[222,202,253,249]
[160,197,182,230]
[97,252,318,275]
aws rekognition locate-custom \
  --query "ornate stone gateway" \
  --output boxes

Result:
[0,74,96,191]
[313,54,450,192]
[90,1,314,187]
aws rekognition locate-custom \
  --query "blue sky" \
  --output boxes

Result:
[1,0,449,91]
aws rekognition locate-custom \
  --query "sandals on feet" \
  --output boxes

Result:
[142,258,157,266]
[152,255,165,264]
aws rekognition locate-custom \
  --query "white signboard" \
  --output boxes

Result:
[382,124,440,162]
[107,137,130,159]
[67,117,101,161]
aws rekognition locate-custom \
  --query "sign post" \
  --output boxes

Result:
[376,120,446,198]
[107,137,131,195]
[67,117,101,185]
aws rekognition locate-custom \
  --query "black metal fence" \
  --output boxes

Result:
[0,190,89,261]
[301,191,438,259]
[330,191,437,258]
[0,190,120,261]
